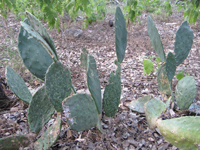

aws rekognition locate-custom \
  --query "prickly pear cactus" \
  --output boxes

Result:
[34,113,62,150]
[128,95,151,113]
[6,66,32,103]
[26,12,58,60]
[0,134,35,150]
[147,16,166,62]
[115,7,127,63]
[157,64,171,96]
[18,20,54,80]
[174,21,194,66]
[175,76,197,110]
[87,55,101,114]
[144,98,166,129]
[28,86,55,133]
[80,48,89,68]
[103,64,121,117]
[62,94,99,132]
[166,52,176,81]
[156,116,200,150]
[45,61,72,112]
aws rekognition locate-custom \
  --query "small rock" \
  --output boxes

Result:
[157,139,163,145]
[102,123,108,129]
[10,107,18,112]
[64,28,83,38]
[129,145,136,150]
[148,137,154,142]
[4,132,10,136]
[158,143,169,150]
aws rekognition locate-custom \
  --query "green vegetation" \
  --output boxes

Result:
[129,16,198,150]
[1,7,127,149]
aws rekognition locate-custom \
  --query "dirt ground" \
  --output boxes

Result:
[0,5,200,150]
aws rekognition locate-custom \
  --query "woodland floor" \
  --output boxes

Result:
[0,5,200,150]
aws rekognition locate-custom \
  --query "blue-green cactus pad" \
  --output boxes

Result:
[128,95,151,113]
[18,22,53,80]
[103,65,121,117]
[45,61,72,112]
[115,7,127,63]
[26,11,58,60]
[147,16,166,62]
[157,116,200,150]
[87,55,101,114]
[6,66,32,103]
[166,52,176,81]
[175,76,196,110]
[174,21,194,66]
[34,113,62,150]
[28,86,55,133]
[157,64,171,96]
[144,98,166,129]
[63,94,98,132]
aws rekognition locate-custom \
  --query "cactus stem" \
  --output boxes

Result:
[71,83,77,94]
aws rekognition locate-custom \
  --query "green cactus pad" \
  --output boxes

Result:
[103,65,121,117]
[26,12,58,60]
[175,21,194,66]
[0,134,35,150]
[18,22,53,80]
[28,86,55,133]
[157,64,171,96]
[87,55,101,114]
[20,21,57,61]
[147,16,166,62]
[45,61,72,112]
[144,98,166,129]
[80,48,89,68]
[115,7,127,63]
[6,66,32,103]
[175,76,196,110]
[166,52,176,81]
[34,112,62,150]
[156,116,200,150]
[62,94,98,132]
[128,95,151,113]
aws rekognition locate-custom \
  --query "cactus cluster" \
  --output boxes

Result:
[129,17,198,150]
[2,6,127,149]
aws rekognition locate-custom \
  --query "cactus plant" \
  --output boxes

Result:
[166,52,176,81]
[144,98,166,129]
[147,16,166,62]
[175,76,197,110]
[28,86,55,133]
[6,66,32,103]
[45,61,72,112]
[87,55,101,114]
[115,7,127,63]
[2,6,127,149]
[174,21,194,66]
[26,12,58,60]
[34,113,62,150]
[0,134,35,150]
[18,20,54,80]
[103,64,121,117]
[62,94,99,132]
[157,64,171,96]
[128,95,151,113]
[156,116,200,150]
[128,17,198,150]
